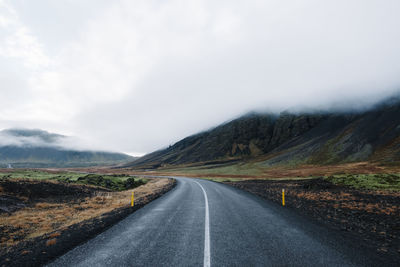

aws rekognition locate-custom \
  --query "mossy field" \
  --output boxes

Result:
[0,169,148,191]
[326,174,400,191]
[202,174,400,191]
[15,161,399,192]
[123,161,400,191]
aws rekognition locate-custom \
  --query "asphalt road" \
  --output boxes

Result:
[48,177,386,267]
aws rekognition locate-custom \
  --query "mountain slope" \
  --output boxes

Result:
[0,129,133,168]
[127,99,400,169]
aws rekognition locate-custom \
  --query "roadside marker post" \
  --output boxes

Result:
[131,192,134,207]
[282,189,285,206]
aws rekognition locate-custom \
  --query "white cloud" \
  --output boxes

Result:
[0,1,50,69]
[0,128,109,152]
[1,0,400,155]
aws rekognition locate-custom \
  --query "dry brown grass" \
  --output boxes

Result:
[69,161,400,180]
[46,239,57,246]
[48,232,61,238]
[20,250,30,255]
[293,190,400,215]
[0,178,172,248]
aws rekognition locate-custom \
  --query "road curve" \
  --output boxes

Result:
[48,177,387,266]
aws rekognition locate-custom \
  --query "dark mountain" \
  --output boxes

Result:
[0,129,133,168]
[127,99,400,169]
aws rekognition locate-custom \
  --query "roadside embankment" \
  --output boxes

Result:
[0,177,176,267]
[225,178,400,260]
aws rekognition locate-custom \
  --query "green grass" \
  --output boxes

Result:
[202,174,400,191]
[200,176,318,183]
[162,162,265,176]
[325,174,400,191]
[0,169,79,180]
[200,177,249,182]
[69,174,147,191]
[0,170,148,191]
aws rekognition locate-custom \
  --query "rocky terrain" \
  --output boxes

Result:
[126,98,400,169]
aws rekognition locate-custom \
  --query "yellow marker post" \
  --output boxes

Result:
[282,189,285,206]
[131,191,134,207]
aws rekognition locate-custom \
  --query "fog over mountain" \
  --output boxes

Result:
[0,128,109,151]
[127,97,400,169]
[0,128,133,168]
[1,0,400,155]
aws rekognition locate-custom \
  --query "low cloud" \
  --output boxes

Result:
[1,0,400,154]
[0,129,116,152]
[0,129,61,148]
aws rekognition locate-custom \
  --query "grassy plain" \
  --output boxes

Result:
[0,169,171,249]
[122,161,400,190]
[0,169,148,191]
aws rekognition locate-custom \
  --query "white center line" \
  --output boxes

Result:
[195,181,211,267]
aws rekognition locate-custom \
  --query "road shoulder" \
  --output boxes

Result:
[0,178,176,267]
[223,178,400,265]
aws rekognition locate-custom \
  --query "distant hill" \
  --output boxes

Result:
[126,98,400,169]
[0,129,134,168]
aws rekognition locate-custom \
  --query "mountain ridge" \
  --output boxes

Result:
[0,129,134,168]
[126,98,400,169]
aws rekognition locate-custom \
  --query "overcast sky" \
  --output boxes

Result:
[1,0,400,155]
